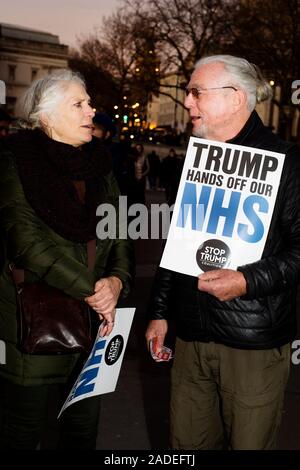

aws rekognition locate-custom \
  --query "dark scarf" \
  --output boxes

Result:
[6,129,111,242]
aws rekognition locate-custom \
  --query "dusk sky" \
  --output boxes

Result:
[1,0,122,47]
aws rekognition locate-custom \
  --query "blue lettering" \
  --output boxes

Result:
[237,195,268,243]
[207,188,241,237]
[84,339,106,368]
[176,182,210,230]
[175,183,269,243]
[73,367,100,398]
[72,339,107,398]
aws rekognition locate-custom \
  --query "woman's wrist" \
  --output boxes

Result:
[108,276,123,296]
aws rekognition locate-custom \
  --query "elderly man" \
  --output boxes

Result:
[146,55,300,450]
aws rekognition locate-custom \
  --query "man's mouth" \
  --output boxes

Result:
[81,124,93,129]
[191,116,201,123]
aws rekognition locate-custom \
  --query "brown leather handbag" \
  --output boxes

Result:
[11,240,97,355]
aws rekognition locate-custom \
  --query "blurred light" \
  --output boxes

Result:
[114,105,118,109]
[123,96,127,100]
[269,80,275,86]
[130,134,134,139]
[135,68,140,72]
[124,104,128,108]
[134,113,138,117]
[92,108,97,112]
[123,115,128,124]
[134,118,140,123]
[149,136,153,141]
[115,114,119,118]
[149,50,153,54]
[155,68,159,72]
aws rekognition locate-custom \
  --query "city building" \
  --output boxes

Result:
[0,23,68,116]
[147,73,188,135]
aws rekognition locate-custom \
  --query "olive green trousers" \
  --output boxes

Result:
[170,338,290,450]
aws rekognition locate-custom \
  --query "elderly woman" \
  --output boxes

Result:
[0,69,134,449]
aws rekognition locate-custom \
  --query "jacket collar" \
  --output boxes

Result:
[226,110,264,146]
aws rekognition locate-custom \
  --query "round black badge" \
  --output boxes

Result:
[104,335,124,366]
[196,239,231,272]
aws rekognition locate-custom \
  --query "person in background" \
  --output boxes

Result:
[0,110,12,273]
[0,69,134,449]
[147,150,161,190]
[168,153,185,206]
[92,112,130,196]
[0,109,11,139]
[128,143,150,205]
[160,148,178,203]
[146,55,300,450]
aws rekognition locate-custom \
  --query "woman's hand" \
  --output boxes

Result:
[85,276,123,336]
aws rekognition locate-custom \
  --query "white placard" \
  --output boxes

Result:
[160,137,285,276]
[58,307,135,417]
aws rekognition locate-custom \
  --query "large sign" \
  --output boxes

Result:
[58,307,135,417]
[160,137,285,276]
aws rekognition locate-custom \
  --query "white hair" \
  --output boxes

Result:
[195,55,273,111]
[18,69,86,129]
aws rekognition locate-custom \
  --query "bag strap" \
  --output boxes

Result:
[10,265,24,288]
[87,239,96,272]
[11,239,97,287]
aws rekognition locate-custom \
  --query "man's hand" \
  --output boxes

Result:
[198,269,247,301]
[146,319,168,354]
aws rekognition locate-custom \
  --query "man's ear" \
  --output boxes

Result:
[233,88,247,111]
[39,112,51,131]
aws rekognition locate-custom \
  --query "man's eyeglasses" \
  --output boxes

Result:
[185,86,238,99]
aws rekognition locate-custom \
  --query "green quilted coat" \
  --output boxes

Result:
[0,142,134,386]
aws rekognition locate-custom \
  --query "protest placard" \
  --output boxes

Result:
[160,137,285,276]
[58,307,135,417]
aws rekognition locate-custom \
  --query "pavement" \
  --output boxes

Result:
[97,189,300,450]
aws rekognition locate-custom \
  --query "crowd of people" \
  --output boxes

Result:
[91,113,186,207]
[1,53,300,451]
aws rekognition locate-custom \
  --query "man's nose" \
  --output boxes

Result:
[184,93,193,108]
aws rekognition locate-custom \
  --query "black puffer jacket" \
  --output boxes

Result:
[149,112,300,349]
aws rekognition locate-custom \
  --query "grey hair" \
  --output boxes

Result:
[18,69,86,129]
[195,55,273,112]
